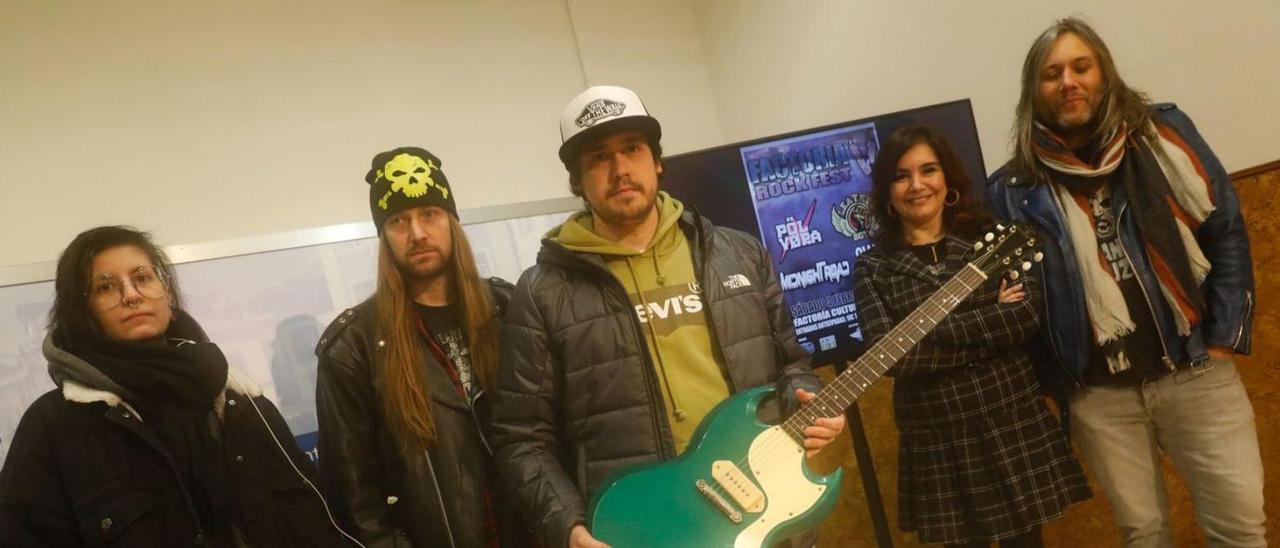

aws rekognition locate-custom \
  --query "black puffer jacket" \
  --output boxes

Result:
[0,336,348,548]
[491,210,821,547]
[315,278,530,548]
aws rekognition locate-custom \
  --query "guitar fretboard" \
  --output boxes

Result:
[780,263,988,443]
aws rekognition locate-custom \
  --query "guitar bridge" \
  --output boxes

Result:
[712,460,765,512]
[695,479,743,523]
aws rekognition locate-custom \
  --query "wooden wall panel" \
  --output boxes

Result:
[815,165,1278,547]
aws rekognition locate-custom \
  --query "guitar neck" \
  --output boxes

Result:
[780,263,987,442]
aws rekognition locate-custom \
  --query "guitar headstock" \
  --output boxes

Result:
[969,223,1042,281]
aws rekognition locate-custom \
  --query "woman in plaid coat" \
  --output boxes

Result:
[852,126,1090,547]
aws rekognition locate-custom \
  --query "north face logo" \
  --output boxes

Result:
[723,274,751,290]
[576,99,626,128]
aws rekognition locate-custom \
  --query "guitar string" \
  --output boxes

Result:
[744,276,972,473]
[694,271,974,504]
[757,238,1022,469]
[688,239,1016,517]
[722,265,987,491]
[729,266,985,504]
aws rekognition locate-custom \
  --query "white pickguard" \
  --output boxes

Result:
[734,426,826,548]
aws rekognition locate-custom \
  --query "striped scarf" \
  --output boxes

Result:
[1034,121,1214,373]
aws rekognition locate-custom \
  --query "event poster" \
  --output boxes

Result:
[740,122,880,353]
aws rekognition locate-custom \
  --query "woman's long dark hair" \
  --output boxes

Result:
[868,125,992,251]
[48,226,183,340]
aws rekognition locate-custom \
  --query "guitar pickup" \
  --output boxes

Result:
[712,460,765,513]
[695,479,743,523]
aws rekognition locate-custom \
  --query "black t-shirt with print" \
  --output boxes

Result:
[1077,181,1169,386]
[414,302,478,403]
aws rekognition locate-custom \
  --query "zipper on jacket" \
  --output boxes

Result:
[1117,203,1176,371]
[1233,290,1253,350]
[625,297,676,460]
[423,448,458,548]
[108,410,208,545]
[689,211,739,393]
[546,242,674,460]
[469,391,494,456]
[1017,187,1085,389]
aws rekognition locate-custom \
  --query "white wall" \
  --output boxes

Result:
[692,0,1280,177]
[3,1,1277,269]
[0,0,723,268]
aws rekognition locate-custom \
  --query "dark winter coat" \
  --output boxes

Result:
[0,336,348,548]
[490,209,822,548]
[315,278,530,548]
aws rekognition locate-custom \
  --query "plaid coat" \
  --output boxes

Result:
[853,232,1090,544]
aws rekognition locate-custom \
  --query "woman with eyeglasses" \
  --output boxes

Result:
[0,226,355,547]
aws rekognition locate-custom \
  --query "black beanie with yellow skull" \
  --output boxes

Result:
[365,146,458,233]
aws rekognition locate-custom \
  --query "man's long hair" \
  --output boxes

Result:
[1010,17,1153,183]
[374,214,498,451]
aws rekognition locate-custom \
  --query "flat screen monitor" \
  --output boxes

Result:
[662,99,986,367]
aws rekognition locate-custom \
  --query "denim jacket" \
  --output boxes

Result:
[986,104,1255,396]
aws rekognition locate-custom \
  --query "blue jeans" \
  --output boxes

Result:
[1069,359,1265,547]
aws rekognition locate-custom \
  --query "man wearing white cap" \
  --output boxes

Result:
[490,85,846,547]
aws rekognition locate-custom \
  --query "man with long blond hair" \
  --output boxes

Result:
[988,18,1262,547]
[315,146,529,547]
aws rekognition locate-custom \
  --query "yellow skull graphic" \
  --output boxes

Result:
[382,153,448,201]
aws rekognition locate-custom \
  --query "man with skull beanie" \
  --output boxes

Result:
[490,85,847,548]
[315,146,530,547]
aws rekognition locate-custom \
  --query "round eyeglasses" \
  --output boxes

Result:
[86,266,169,310]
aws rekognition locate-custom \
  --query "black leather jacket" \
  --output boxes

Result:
[490,210,822,547]
[315,278,529,548]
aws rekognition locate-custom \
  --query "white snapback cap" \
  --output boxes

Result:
[558,85,662,165]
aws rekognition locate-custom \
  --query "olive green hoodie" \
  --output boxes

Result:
[549,192,731,454]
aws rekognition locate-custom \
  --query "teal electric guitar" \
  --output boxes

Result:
[589,224,1041,547]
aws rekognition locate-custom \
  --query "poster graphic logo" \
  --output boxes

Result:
[831,193,877,241]
[775,199,823,261]
[740,122,879,349]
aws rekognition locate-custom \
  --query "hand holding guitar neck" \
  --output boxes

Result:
[795,388,847,458]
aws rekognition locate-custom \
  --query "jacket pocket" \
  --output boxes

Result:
[266,473,340,546]
[76,490,154,545]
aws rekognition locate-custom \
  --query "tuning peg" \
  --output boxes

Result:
[984,233,995,242]
[1033,252,1044,262]
[1022,261,1032,271]
[996,223,1006,231]
[974,241,984,251]
[1015,248,1023,256]
[1002,257,1011,265]
[1010,270,1021,280]
[1028,238,1037,246]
